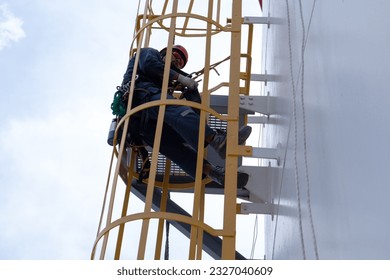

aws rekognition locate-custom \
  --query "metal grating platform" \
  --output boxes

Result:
[136,114,228,177]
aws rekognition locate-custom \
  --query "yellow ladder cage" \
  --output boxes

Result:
[91,0,257,260]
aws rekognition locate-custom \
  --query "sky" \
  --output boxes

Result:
[0,0,263,260]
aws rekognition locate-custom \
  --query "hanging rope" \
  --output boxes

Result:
[164,192,171,260]
[190,56,230,80]
[250,215,259,259]
[164,220,170,260]
[298,0,319,260]
[283,0,320,260]
[285,0,306,259]
[267,0,321,256]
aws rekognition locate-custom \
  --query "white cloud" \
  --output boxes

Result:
[0,4,25,50]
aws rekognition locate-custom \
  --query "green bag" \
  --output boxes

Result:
[110,90,127,117]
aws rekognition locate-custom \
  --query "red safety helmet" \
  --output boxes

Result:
[160,45,188,68]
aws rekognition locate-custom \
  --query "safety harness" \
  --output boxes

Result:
[108,55,225,183]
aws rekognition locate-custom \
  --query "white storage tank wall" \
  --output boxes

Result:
[262,0,390,259]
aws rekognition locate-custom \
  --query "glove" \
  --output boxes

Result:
[177,74,198,90]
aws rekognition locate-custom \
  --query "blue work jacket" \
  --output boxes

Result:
[122,47,180,100]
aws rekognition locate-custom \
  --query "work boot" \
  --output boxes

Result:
[208,166,249,189]
[209,125,252,159]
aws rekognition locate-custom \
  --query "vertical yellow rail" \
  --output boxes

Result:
[97,0,152,260]
[222,0,242,259]
[154,159,172,259]
[188,0,214,260]
[137,0,179,260]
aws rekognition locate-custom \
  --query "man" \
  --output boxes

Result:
[120,45,251,188]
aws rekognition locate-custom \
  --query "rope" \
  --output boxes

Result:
[271,119,292,259]
[164,219,170,260]
[258,0,271,167]
[132,0,142,41]
[285,0,306,259]
[263,0,284,260]
[282,0,320,260]
[305,0,318,51]
[111,90,127,117]
[164,192,171,260]
[250,215,259,259]
[190,56,230,80]
[298,0,319,260]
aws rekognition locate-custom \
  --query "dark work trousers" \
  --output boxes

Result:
[140,93,215,178]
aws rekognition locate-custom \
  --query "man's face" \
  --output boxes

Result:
[170,50,185,69]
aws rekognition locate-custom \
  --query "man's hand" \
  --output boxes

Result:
[177,74,198,90]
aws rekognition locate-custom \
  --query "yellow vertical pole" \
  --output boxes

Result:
[195,185,206,260]
[137,0,179,260]
[222,0,242,259]
[188,0,214,260]
[181,0,195,35]
[91,147,115,260]
[243,23,253,126]
[114,149,137,259]
[99,0,151,260]
[154,159,172,260]
[114,184,131,259]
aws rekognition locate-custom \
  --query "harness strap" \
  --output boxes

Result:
[136,146,150,183]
